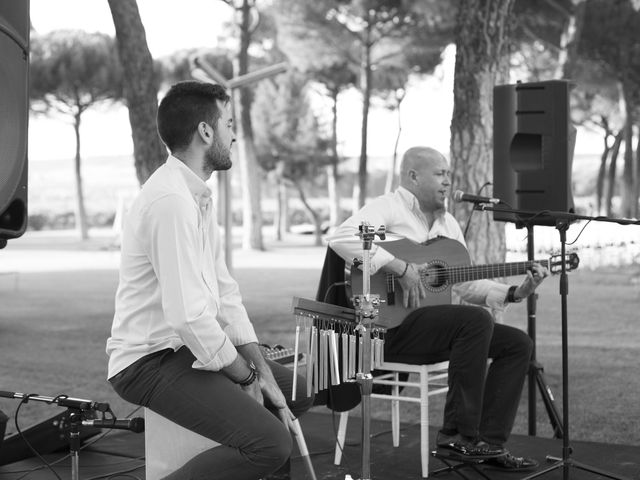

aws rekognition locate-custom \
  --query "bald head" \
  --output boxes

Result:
[399,146,451,214]
[399,147,447,187]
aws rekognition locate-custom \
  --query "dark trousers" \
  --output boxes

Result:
[109,346,314,480]
[384,305,532,446]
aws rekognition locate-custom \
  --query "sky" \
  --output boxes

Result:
[27,0,599,165]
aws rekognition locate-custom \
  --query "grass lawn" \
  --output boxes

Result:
[0,233,638,449]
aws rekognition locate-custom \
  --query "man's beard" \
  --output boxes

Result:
[204,137,232,173]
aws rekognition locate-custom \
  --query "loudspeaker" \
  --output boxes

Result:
[0,410,101,466]
[0,408,7,443]
[493,80,576,226]
[0,0,30,246]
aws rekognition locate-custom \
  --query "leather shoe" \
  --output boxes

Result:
[436,431,505,459]
[484,452,539,471]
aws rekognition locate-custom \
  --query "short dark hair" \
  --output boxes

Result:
[157,81,230,153]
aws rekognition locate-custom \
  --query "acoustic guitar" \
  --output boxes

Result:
[348,236,580,329]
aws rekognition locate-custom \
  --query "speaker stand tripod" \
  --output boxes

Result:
[521,219,631,480]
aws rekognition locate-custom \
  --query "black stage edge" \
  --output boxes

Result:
[0,411,637,479]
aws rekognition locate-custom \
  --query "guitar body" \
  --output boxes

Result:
[346,236,578,330]
[349,237,471,329]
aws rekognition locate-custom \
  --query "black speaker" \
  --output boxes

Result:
[0,0,30,246]
[493,80,576,226]
[0,410,101,466]
[0,409,7,444]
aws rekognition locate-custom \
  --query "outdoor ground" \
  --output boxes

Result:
[0,228,638,451]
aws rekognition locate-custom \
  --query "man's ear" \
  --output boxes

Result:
[198,122,212,143]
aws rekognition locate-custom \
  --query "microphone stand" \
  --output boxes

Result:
[477,205,639,480]
[518,221,564,438]
[349,222,385,480]
[0,391,110,480]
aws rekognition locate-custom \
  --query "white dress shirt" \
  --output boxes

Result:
[330,186,510,311]
[107,156,258,379]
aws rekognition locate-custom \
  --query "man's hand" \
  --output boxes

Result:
[397,262,427,309]
[514,262,549,300]
[237,343,296,432]
[258,374,297,432]
[241,378,264,404]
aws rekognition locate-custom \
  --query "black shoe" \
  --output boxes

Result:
[483,452,539,472]
[436,431,505,460]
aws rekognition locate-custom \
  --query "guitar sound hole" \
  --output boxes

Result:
[422,264,447,289]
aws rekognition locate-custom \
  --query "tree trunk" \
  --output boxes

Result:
[73,114,89,240]
[596,127,612,214]
[606,132,623,216]
[235,0,264,250]
[274,171,289,240]
[635,123,640,217]
[293,181,323,247]
[385,92,404,194]
[108,0,166,185]
[449,0,514,264]
[621,92,634,218]
[328,90,341,227]
[355,16,373,210]
[558,0,586,80]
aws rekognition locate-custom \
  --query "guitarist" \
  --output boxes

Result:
[330,146,548,472]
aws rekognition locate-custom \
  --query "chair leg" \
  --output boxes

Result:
[392,372,400,447]
[334,410,349,465]
[420,369,429,478]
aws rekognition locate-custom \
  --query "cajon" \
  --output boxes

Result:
[144,408,220,479]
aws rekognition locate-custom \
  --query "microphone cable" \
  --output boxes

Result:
[462,182,492,240]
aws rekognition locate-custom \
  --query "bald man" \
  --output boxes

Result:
[330,146,548,471]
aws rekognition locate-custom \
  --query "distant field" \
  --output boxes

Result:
[28,153,605,215]
[27,152,639,268]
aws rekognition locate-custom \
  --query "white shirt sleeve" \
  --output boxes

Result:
[141,195,252,371]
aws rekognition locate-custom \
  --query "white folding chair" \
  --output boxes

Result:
[334,360,449,478]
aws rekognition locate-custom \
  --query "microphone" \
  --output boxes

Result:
[453,190,500,205]
[82,417,145,433]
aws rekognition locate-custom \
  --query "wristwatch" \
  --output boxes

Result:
[507,285,522,303]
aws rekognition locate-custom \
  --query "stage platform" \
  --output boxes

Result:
[0,411,637,479]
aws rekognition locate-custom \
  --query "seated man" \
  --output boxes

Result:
[330,146,548,471]
[106,81,312,480]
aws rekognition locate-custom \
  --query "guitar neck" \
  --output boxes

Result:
[445,259,548,284]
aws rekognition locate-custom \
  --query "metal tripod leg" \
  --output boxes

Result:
[531,360,563,438]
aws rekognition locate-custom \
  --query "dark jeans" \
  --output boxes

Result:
[109,346,314,480]
[384,304,532,446]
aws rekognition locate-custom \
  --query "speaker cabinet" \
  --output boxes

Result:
[493,80,576,226]
[0,0,30,245]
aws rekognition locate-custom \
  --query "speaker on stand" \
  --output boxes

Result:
[0,0,30,248]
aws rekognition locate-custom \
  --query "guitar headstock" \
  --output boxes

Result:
[548,252,580,274]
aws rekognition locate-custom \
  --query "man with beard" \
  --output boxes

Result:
[106,82,312,480]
